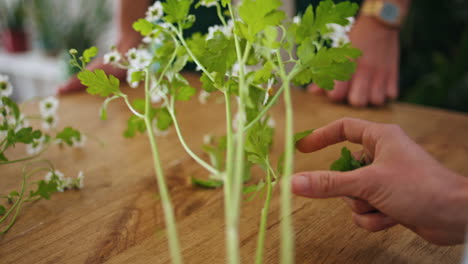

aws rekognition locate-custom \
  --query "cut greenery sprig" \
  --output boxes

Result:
[0,74,86,234]
[70,0,361,263]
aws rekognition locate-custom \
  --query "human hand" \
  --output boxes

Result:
[292,118,468,245]
[308,15,400,107]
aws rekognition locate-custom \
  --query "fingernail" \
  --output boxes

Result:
[292,174,311,194]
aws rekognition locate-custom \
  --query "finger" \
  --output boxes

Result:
[292,169,368,199]
[296,118,376,153]
[370,72,386,106]
[307,84,325,95]
[352,150,372,165]
[352,212,398,232]
[327,81,349,102]
[386,64,399,100]
[348,64,370,107]
[343,197,377,214]
[57,77,85,95]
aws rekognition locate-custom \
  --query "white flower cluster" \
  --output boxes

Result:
[39,96,59,130]
[150,83,169,104]
[126,48,153,88]
[325,17,355,47]
[206,20,235,40]
[200,0,217,8]
[103,49,122,65]
[146,1,164,22]
[0,74,13,98]
[143,29,165,45]
[44,170,84,192]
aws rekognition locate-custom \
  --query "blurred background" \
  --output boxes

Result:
[0,0,467,112]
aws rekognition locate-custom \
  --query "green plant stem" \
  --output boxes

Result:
[0,169,27,229]
[143,70,183,264]
[276,50,295,264]
[167,101,218,175]
[119,93,144,118]
[255,167,273,264]
[215,3,227,26]
[0,145,50,166]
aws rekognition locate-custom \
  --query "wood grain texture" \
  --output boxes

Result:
[1,73,467,264]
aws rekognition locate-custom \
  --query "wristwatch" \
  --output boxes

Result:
[361,0,407,28]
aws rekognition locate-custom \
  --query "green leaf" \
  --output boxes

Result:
[2,97,20,120]
[294,129,314,143]
[133,18,155,36]
[33,180,58,200]
[83,46,98,64]
[238,0,285,41]
[131,71,145,84]
[13,127,42,144]
[191,177,223,189]
[163,0,192,24]
[78,69,121,97]
[124,115,146,138]
[175,85,196,101]
[56,127,81,146]
[254,61,274,83]
[201,32,236,77]
[330,147,365,172]
[247,154,267,170]
[155,108,173,130]
[0,205,5,216]
[200,72,217,92]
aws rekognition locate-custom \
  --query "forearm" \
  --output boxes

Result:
[116,0,150,52]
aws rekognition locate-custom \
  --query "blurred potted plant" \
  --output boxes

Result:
[0,0,29,53]
[31,0,110,73]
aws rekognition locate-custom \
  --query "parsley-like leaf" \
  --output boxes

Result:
[330,147,365,172]
[294,129,314,143]
[83,46,98,64]
[78,69,121,97]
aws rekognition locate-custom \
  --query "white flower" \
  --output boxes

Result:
[203,134,212,144]
[152,119,169,137]
[325,17,355,48]
[72,134,87,148]
[200,0,217,8]
[232,111,246,131]
[42,114,58,130]
[263,78,275,105]
[45,170,65,182]
[198,90,210,104]
[103,50,122,65]
[146,1,164,22]
[0,74,13,98]
[75,171,84,189]
[26,137,45,155]
[39,96,59,116]
[151,88,165,104]
[293,16,301,24]
[126,48,152,71]
[0,131,7,142]
[143,29,165,45]
[206,20,234,40]
[267,117,276,128]
[126,69,140,88]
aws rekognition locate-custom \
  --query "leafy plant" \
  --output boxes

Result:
[70,0,361,263]
[0,74,86,234]
[0,0,26,30]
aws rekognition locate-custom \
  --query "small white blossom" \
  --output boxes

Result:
[325,17,355,48]
[0,74,13,98]
[267,117,276,128]
[152,119,170,137]
[103,50,122,65]
[293,16,301,24]
[203,134,212,144]
[72,134,87,148]
[126,48,152,71]
[26,136,45,155]
[198,90,210,104]
[126,69,140,88]
[263,78,275,105]
[45,170,65,182]
[206,20,234,40]
[232,111,246,131]
[39,96,59,116]
[42,114,58,130]
[200,0,217,8]
[143,29,165,45]
[146,1,164,22]
[75,171,84,189]
[151,88,165,104]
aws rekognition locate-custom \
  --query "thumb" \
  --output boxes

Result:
[291,170,366,199]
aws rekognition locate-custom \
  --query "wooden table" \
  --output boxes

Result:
[1,73,467,263]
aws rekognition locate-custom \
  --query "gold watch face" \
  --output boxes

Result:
[380,2,400,25]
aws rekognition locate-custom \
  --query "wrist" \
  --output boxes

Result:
[360,0,410,29]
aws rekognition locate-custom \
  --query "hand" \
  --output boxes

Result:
[292,118,468,245]
[308,15,400,107]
